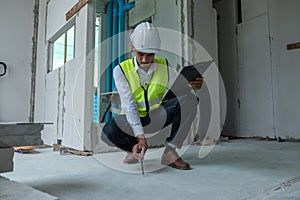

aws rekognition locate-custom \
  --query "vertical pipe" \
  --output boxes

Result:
[118,0,135,64]
[105,1,113,121]
[106,1,113,93]
[118,0,125,64]
[111,0,119,91]
[105,0,135,121]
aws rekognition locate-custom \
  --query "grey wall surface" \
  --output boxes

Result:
[0,0,35,122]
[152,0,183,68]
[269,0,300,139]
[190,0,219,140]
[34,0,48,124]
[214,0,239,136]
[216,0,300,139]
[237,13,274,137]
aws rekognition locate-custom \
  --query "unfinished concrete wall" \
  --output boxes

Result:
[152,0,183,68]
[0,0,35,122]
[237,0,275,137]
[35,0,95,150]
[216,0,300,139]
[237,0,300,139]
[214,0,239,136]
[187,0,219,140]
[191,0,218,63]
[34,0,48,124]
[269,0,300,139]
[150,0,218,142]
[155,0,218,143]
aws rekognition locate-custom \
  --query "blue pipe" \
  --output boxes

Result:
[106,1,113,93]
[105,1,113,121]
[118,0,135,64]
[105,0,135,121]
[111,0,119,91]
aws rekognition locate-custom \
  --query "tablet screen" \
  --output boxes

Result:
[162,60,213,101]
[180,60,213,82]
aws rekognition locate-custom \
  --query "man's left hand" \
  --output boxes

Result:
[189,77,204,90]
[132,135,148,160]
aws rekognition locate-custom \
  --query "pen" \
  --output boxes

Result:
[140,155,145,176]
[138,147,145,176]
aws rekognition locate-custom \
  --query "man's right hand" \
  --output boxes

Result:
[132,134,148,160]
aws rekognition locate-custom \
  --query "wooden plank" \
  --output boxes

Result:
[59,146,93,156]
[66,0,90,21]
[287,42,300,50]
[67,149,93,156]
[13,146,35,153]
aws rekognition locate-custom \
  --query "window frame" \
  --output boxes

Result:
[47,18,76,72]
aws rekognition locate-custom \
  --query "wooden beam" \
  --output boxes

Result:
[287,42,300,50]
[66,0,90,21]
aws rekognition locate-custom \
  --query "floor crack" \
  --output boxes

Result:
[244,176,300,200]
[272,177,300,192]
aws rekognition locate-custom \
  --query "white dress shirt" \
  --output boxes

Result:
[113,57,177,137]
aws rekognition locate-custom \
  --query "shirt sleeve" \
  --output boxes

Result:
[113,65,144,137]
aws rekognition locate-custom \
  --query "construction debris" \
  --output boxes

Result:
[35,144,52,149]
[200,137,218,146]
[276,137,284,143]
[192,137,218,146]
[59,146,93,156]
[67,149,93,156]
[13,146,35,154]
[266,136,285,142]
[53,144,61,152]
[220,136,229,142]
[266,136,272,141]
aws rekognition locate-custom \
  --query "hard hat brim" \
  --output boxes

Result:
[135,48,160,54]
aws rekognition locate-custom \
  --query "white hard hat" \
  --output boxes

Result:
[130,22,161,53]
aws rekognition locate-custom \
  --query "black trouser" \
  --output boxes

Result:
[101,93,198,152]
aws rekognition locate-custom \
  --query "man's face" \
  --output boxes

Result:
[132,46,155,70]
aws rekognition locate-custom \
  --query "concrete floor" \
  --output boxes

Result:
[1,139,300,200]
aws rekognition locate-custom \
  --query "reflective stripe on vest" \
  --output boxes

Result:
[119,57,168,117]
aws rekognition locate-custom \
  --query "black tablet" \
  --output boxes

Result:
[163,60,213,101]
[180,60,213,82]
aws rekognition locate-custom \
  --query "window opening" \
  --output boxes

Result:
[51,25,75,71]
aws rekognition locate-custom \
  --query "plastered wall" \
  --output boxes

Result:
[35,0,95,150]
[214,0,239,136]
[0,0,35,122]
[269,0,300,138]
[215,0,300,139]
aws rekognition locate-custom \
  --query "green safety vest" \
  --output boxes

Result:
[119,57,168,117]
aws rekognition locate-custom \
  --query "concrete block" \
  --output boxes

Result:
[0,161,13,173]
[0,148,14,173]
[0,124,44,147]
[0,147,14,160]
